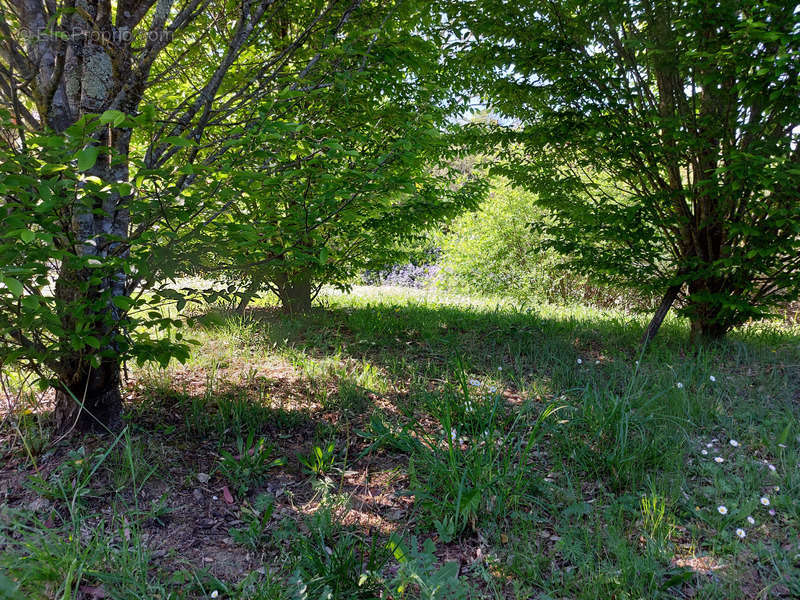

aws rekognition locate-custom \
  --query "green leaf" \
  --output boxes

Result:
[0,572,25,600]
[21,295,40,310]
[111,295,134,311]
[19,230,35,243]
[661,569,693,590]
[777,423,791,446]
[99,109,126,127]
[77,146,99,171]
[2,277,23,297]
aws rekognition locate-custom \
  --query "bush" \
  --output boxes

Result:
[435,181,647,308]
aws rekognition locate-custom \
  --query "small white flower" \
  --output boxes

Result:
[576,358,582,365]
[676,382,684,389]
[211,591,219,599]
[736,528,746,539]
[497,366,502,371]
[706,442,714,448]
[760,497,770,506]
[729,439,739,447]
[769,509,776,516]
[451,428,457,442]
[747,516,755,525]
[595,360,600,365]
[714,456,724,463]
[718,505,728,515]
[709,375,716,382]
[635,360,639,366]
[768,464,776,472]
[701,449,708,455]
[468,379,481,387]
[778,443,787,448]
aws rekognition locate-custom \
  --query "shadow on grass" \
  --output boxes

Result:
[192,290,800,402]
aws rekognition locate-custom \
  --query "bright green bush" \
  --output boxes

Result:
[436,181,611,305]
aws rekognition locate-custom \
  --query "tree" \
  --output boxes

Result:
[190,3,484,313]
[0,0,365,432]
[444,0,800,341]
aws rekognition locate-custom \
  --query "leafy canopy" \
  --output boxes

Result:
[443,0,800,337]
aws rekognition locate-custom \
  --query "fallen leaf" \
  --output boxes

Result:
[222,486,234,504]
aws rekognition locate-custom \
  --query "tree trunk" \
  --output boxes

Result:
[14,0,140,435]
[278,274,313,314]
[54,360,123,433]
[687,279,729,343]
[640,283,682,348]
[689,318,728,343]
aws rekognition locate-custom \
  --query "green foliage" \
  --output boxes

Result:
[1,432,171,599]
[437,180,640,307]
[229,493,276,550]
[373,369,560,540]
[299,442,337,478]
[443,0,800,338]
[288,503,391,599]
[191,3,486,311]
[386,536,471,600]
[217,430,286,496]
[0,116,193,383]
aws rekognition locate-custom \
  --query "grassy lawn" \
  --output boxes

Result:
[2,285,799,599]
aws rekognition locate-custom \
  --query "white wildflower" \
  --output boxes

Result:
[211,591,219,599]
[709,375,716,382]
[714,457,724,463]
[676,382,684,389]
[747,516,755,525]
[768,464,776,472]
[576,358,582,365]
[760,497,770,506]
[769,509,776,516]
[729,439,739,447]
[717,505,728,515]
[736,528,746,539]
[701,449,708,455]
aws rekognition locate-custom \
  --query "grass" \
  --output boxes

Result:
[1,285,799,598]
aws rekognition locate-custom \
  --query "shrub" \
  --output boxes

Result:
[436,181,648,309]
